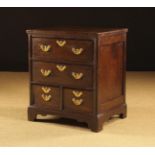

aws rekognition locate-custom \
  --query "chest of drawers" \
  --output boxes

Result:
[26,27,128,132]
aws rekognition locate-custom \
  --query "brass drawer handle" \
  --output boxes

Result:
[56,65,67,72]
[40,69,51,77]
[72,90,83,97]
[40,44,51,52]
[56,40,66,47]
[41,94,52,102]
[72,98,83,106]
[72,48,83,55]
[72,72,83,80]
[41,87,51,94]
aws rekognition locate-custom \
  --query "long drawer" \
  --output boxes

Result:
[32,61,93,88]
[32,38,93,63]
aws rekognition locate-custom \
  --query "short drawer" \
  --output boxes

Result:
[32,38,93,63]
[32,62,93,88]
[32,85,61,110]
[63,88,93,114]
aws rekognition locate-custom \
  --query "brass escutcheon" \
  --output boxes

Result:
[72,90,83,97]
[56,40,66,47]
[56,65,67,72]
[41,87,51,94]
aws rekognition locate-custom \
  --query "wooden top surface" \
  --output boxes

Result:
[26,27,128,35]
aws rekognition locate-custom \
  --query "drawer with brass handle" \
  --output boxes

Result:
[32,61,93,88]
[32,85,61,110]
[64,88,93,113]
[32,38,93,63]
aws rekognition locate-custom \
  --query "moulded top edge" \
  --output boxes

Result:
[26,27,128,35]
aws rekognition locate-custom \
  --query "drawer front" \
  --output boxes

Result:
[32,38,93,63]
[32,62,93,88]
[32,85,61,110]
[63,88,93,114]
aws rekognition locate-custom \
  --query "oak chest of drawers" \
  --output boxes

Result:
[26,27,128,132]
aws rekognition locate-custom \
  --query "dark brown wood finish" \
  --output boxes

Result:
[32,38,93,63]
[32,61,93,88]
[26,27,128,132]
[64,88,93,114]
[32,85,61,111]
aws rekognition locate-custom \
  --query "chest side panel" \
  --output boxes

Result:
[97,33,127,112]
